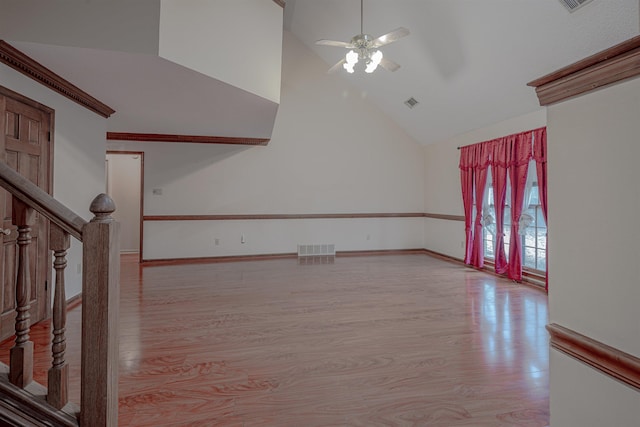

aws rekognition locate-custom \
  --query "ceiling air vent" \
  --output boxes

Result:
[404,97,419,109]
[558,0,594,12]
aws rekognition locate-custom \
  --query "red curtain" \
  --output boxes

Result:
[533,127,548,291]
[506,132,532,282]
[459,146,475,264]
[490,137,509,274]
[470,143,491,268]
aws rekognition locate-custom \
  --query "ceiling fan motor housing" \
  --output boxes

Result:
[351,34,376,59]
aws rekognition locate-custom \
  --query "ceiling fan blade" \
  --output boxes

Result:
[371,27,410,48]
[379,57,401,72]
[315,39,354,48]
[327,58,347,74]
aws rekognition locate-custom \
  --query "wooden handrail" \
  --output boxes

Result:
[0,161,86,240]
[0,160,120,425]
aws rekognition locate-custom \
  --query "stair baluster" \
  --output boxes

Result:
[9,197,35,388]
[47,224,70,409]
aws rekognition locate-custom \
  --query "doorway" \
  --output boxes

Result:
[105,151,144,260]
[0,86,53,340]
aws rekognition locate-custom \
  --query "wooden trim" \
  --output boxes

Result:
[0,41,115,118]
[272,0,285,8]
[142,248,429,266]
[65,294,82,312]
[528,35,640,106]
[0,162,85,240]
[141,253,297,266]
[106,132,270,146]
[336,249,425,257]
[422,248,466,266]
[144,213,425,221]
[0,364,79,426]
[547,323,640,390]
[423,213,465,222]
[107,150,144,264]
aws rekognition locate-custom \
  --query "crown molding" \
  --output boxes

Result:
[0,40,115,118]
[528,35,640,106]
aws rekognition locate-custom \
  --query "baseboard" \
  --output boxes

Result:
[141,249,431,266]
[138,248,545,291]
[141,253,298,266]
[336,249,426,257]
[421,248,546,290]
[65,294,82,311]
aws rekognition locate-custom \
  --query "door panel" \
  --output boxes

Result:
[0,90,52,341]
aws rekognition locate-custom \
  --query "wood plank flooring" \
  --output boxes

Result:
[1,254,549,426]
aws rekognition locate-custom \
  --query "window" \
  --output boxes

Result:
[483,161,547,272]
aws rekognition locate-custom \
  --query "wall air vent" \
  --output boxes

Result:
[558,0,594,12]
[404,97,419,109]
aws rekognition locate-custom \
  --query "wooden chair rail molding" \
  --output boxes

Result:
[0,160,120,425]
[546,323,640,390]
[528,35,640,106]
[144,212,426,221]
[143,212,463,221]
[0,41,115,118]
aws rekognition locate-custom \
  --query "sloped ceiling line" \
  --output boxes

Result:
[0,40,115,118]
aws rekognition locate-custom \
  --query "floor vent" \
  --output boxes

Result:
[297,244,336,257]
[558,0,594,12]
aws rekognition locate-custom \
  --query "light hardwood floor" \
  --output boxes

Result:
[1,254,549,426]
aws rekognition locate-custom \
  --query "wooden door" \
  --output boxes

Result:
[0,88,53,341]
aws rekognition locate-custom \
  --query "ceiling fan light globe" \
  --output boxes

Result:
[365,61,378,73]
[345,49,359,65]
[371,50,383,65]
[343,62,355,73]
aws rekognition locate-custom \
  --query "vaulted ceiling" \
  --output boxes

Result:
[1,1,638,146]
[285,0,639,145]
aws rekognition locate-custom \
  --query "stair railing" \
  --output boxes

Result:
[0,160,120,426]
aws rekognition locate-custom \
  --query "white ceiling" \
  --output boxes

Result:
[3,1,639,146]
[286,0,639,145]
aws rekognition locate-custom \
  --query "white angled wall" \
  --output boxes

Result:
[547,76,640,426]
[159,0,283,103]
[108,31,425,260]
[0,0,161,54]
[0,63,108,299]
[422,110,546,259]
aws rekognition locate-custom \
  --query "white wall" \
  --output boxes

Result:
[159,0,282,103]
[0,63,107,299]
[108,31,425,260]
[423,110,546,259]
[547,76,640,425]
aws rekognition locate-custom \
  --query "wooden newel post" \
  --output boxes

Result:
[80,193,120,427]
[10,197,35,388]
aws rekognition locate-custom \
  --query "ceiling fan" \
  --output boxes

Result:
[315,0,410,74]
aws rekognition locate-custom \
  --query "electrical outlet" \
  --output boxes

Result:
[152,188,163,195]
[241,234,246,244]
[214,238,220,246]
